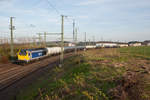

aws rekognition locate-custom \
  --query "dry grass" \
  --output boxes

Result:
[16,47,150,100]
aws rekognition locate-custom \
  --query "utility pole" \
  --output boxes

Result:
[93,36,95,45]
[101,36,103,41]
[73,19,75,42]
[75,28,77,54]
[84,32,87,51]
[36,15,66,67]
[10,17,15,60]
[84,32,86,51]
[60,15,64,67]
[38,34,41,47]
[44,32,46,47]
[89,39,90,45]
[32,36,36,47]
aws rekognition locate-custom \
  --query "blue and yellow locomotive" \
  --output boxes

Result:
[17,48,47,62]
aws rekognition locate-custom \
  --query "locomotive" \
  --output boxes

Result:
[18,48,48,63]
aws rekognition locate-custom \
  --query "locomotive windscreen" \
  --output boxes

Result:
[19,49,27,56]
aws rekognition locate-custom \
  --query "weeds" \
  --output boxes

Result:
[73,73,85,87]
[16,47,150,100]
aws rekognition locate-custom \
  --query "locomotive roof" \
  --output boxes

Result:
[21,48,46,51]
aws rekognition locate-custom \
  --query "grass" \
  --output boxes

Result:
[118,46,150,59]
[16,46,150,100]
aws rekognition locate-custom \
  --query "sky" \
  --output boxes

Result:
[0,0,150,42]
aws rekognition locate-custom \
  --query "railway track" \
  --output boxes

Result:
[0,53,74,91]
[0,64,18,72]
[0,67,20,76]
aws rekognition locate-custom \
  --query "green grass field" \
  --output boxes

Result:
[16,47,150,100]
[118,46,150,59]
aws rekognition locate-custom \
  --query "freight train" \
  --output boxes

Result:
[17,46,96,63]
[17,43,124,63]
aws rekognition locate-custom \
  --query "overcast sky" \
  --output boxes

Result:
[0,0,150,42]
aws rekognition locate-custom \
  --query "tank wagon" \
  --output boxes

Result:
[47,47,61,56]
[85,45,96,49]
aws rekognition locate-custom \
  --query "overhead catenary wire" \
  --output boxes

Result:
[45,0,60,15]
[44,0,76,33]
[43,0,78,43]
[44,0,74,32]
[45,0,74,21]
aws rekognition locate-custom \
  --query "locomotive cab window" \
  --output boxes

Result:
[28,52,31,56]
[19,49,27,56]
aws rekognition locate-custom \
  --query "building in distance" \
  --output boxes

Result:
[128,41,142,47]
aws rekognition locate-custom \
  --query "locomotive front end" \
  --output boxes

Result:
[17,49,30,62]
